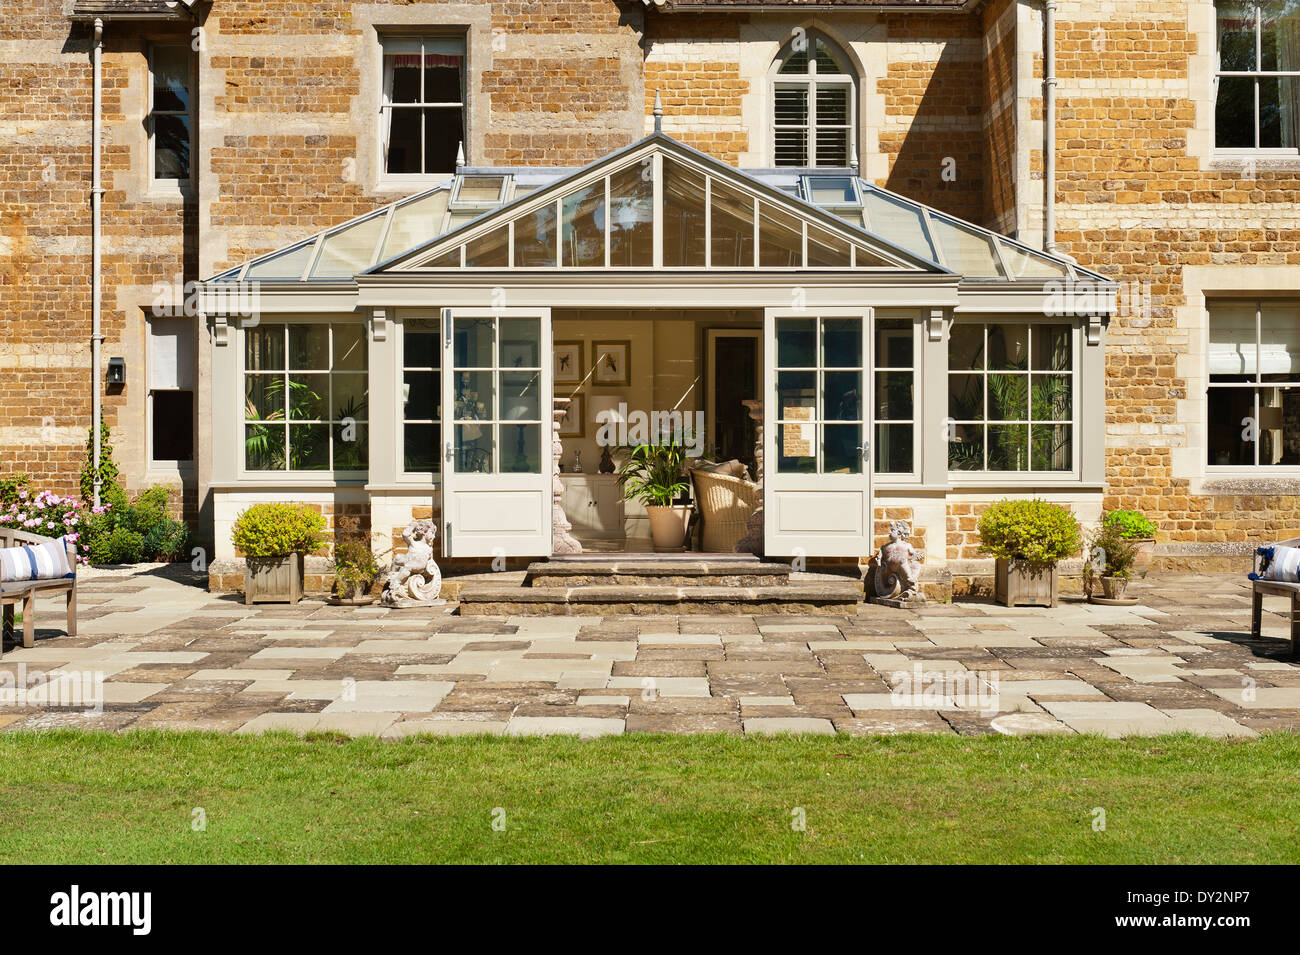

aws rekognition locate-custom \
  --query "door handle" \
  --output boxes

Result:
[445,440,454,463]
[855,442,871,461]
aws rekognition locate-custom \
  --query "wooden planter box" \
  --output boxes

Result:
[994,558,1058,608]
[244,553,304,605]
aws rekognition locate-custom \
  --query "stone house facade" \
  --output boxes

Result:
[1,0,1296,591]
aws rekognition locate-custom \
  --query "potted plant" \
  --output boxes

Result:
[616,437,693,552]
[231,502,326,605]
[1100,509,1158,578]
[1083,524,1139,601]
[977,498,1081,607]
[330,538,381,605]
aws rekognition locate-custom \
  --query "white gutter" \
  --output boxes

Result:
[91,17,104,506]
[1043,0,1057,254]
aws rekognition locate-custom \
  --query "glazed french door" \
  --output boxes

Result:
[763,308,873,557]
[440,307,552,558]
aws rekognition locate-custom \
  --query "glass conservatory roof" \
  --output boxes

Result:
[206,135,1102,284]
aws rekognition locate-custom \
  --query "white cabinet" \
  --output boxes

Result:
[560,474,625,538]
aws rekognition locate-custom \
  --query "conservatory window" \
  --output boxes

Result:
[947,323,1075,473]
[402,318,442,474]
[422,157,889,270]
[874,318,915,474]
[243,323,369,472]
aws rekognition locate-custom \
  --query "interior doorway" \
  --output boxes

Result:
[706,329,762,474]
[551,308,762,554]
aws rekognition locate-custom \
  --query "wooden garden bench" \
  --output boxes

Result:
[0,528,78,655]
[1250,535,1300,658]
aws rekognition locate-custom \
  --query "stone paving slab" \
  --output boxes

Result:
[2,568,1299,738]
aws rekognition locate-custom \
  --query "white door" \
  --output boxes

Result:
[763,308,873,558]
[441,307,552,558]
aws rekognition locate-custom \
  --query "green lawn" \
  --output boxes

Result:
[1,730,1297,864]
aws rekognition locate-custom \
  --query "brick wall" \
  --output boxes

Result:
[1053,3,1300,561]
[0,6,192,512]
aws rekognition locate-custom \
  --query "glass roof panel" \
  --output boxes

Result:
[380,190,450,262]
[311,212,389,279]
[465,225,509,268]
[1000,240,1070,278]
[245,242,316,281]
[860,191,936,263]
[803,175,858,205]
[807,223,850,267]
[456,176,506,203]
[210,266,243,282]
[927,215,1004,277]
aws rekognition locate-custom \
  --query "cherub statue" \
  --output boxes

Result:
[874,520,924,603]
[381,519,445,607]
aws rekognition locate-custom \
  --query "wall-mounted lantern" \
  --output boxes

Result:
[106,356,125,385]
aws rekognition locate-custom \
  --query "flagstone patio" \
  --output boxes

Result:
[2,565,1298,739]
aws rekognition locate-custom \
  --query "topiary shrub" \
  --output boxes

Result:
[1101,509,1157,540]
[232,503,327,559]
[977,498,1081,567]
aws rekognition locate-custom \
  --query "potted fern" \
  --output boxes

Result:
[232,502,326,605]
[1100,509,1157,578]
[977,498,1081,607]
[616,437,693,552]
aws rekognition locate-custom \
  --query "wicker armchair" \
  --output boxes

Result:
[690,469,758,553]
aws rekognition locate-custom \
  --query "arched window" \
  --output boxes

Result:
[771,32,857,167]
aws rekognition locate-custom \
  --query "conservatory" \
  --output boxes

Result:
[200,133,1115,566]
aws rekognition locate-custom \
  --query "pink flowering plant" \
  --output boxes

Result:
[0,479,94,566]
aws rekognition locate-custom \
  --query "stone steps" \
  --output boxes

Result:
[457,580,864,616]
[525,556,794,588]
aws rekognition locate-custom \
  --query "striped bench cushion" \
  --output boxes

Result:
[0,538,73,583]
[1253,545,1300,584]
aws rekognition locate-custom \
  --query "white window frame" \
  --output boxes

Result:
[146,315,196,472]
[379,34,467,185]
[147,42,194,194]
[399,313,443,481]
[1213,0,1300,155]
[239,319,370,478]
[945,319,1081,482]
[769,32,858,168]
[872,316,920,482]
[1206,298,1300,473]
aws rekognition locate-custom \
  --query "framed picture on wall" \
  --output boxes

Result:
[558,393,584,438]
[553,341,584,384]
[593,340,630,386]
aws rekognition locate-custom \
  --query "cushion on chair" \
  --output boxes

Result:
[1252,545,1300,583]
[0,537,73,583]
[692,458,751,481]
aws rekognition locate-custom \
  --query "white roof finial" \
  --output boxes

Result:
[455,141,466,169]
[653,91,663,134]
[850,145,859,172]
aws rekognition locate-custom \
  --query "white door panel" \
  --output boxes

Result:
[441,308,552,558]
[763,309,873,558]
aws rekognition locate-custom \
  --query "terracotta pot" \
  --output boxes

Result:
[646,504,692,552]
[1100,575,1129,599]
[1129,538,1156,578]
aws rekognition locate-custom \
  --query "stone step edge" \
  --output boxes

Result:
[524,561,793,577]
[459,584,863,603]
